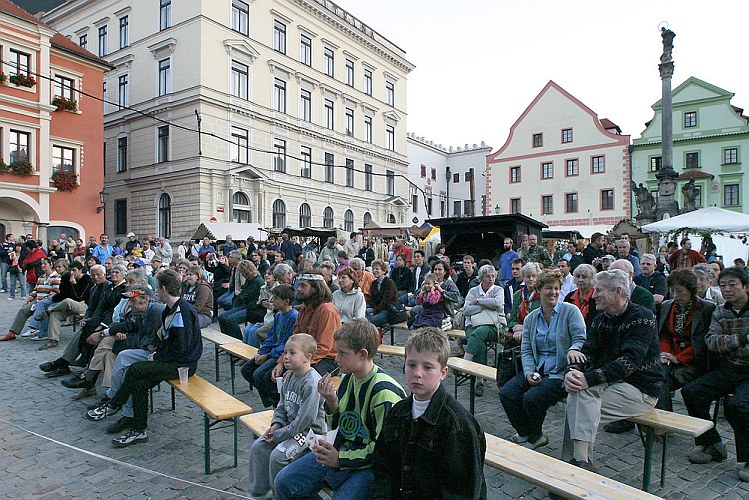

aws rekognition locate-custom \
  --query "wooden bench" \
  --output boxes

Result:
[202,328,242,381]
[484,434,658,499]
[377,344,405,358]
[167,374,252,474]
[626,409,714,492]
[447,356,496,415]
[220,342,260,394]
[380,322,408,344]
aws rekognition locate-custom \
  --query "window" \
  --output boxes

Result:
[272,199,286,228]
[364,116,372,143]
[323,206,334,228]
[431,168,436,180]
[117,137,127,172]
[344,210,354,232]
[601,189,614,210]
[566,159,579,176]
[231,60,249,99]
[463,200,473,217]
[565,193,578,213]
[160,0,171,30]
[79,34,87,50]
[158,193,171,238]
[52,146,75,173]
[510,198,521,214]
[420,165,426,178]
[651,190,660,207]
[119,16,129,48]
[364,211,372,226]
[9,130,29,163]
[562,128,573,143]
[299,203,312,227]
[650,156,662,172]
[412,194,418,212]
[103,80,106,103]
[324,99,334,130]
[426,197,433,215]
[453,201,462,217]
[300,89,311,121]
[591,156,605,173]
[542,195,553,215]
[324,48,334,77]
[118,74,128,108]
[230,126,248,163]
[386,170,394,196]
[440,200,446,217]
[386,125,395,151]
[685,152,699,169]
[388,213,396,224]
[385,81,394,106]
[510,166,520,183]
[273,78,286,113]
[364,69,372,96]
[693,185,702,208]
[157,126,169,162]
[114,199,128,234]
[9,49,30,77]
[274,20,286,53]
[300,34,312,66]
[300,146,312,178]
[724,184,740,206]
[541,162,553,179]
[364,164,372,191]
[724,148,739,164]
[54,75,74,100]
[158,58,171,96]
[345,59,354,87]
[231,0,249,36]
[345,108,354,136]
[532,133,543,148]
[325,152,334,183]
[273,139,286,172]
[345,158,354,187]
[98,26,108,56]
[464,171,473,182]
[684,111,697,128]
[453,173,460,183]
[232,192,251,223]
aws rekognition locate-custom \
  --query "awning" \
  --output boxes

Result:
[191,222,265,242]
[543,225,613,239]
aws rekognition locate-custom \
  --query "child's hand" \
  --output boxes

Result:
[271,363,284,381]
[312,440,339,468]
[262,427,275,443]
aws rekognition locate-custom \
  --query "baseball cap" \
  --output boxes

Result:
[133,259,146,267]
[127,232,136,238]
[123,285,156,299]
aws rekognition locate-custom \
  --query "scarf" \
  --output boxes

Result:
[518,286,537,324]
[571,287,594,320]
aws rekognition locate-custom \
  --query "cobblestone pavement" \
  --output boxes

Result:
[0,294,747,499]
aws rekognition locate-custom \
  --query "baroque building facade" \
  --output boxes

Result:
[42,0,414,240]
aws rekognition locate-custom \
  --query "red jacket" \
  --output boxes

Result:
[23,248,47,284]
[668,249,706,270]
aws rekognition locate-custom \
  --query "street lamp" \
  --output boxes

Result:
[96,189,108,213]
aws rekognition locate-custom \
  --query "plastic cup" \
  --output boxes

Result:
[178,367,189,385]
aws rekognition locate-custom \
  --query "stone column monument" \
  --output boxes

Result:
[654,27,680,220]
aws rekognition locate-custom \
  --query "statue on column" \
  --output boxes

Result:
[631,181,655,216]
[681,179,698,213]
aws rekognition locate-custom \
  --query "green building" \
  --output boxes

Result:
[632,77,749,214]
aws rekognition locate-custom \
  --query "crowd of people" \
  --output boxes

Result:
[2,226,749,496]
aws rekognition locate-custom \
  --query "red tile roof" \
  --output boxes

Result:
[678,170,714,180]
[599,118,622,133]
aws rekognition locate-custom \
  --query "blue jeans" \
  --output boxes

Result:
[499,372,567,441]
[26,297,52,338]
[0,261,7,290]
[274,449,375,499]
[217,290,234,311]
[240,356,278,408]
[107,349,151,418]
[399,293,416,307]
[218,306,247,340]
[366,308,389,327]
[243,322,262,347]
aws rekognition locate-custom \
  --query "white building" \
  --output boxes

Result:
[407,134,491,224]
[486,81,631,235]
[42,0,414,240]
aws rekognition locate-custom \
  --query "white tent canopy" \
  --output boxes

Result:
[641,206,749,233]
[191,222,264,242]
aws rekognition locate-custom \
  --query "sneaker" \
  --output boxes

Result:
[524,434,549,450]
[7,297,13,301]
[569,458,597,473]
[475,380,484,397]
[86,402,121,421]
[510,433,528,444]
[603,420,635,434]
[21,328,39,338]
[106,416,133,435]
[0,332,16,341]
[45,366,71,378]
[88,396,111,410]
[31,335,48,341]
[112,428,148,448]
[739,464,749,482]
[688,443,727,464]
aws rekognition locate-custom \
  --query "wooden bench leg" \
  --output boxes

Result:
[233,416,239,468]
[214,345,220,382]
[204,412,211,475]
[452,372,476,415]
[229,355,237,395]
[637,424,655,492]
[171,386,176,411]
[660,432,669,489]
[468,375,476,415]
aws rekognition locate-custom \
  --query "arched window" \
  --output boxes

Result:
[388,213,396,224]
[158,193,171,238]
[344,209,354,232]
[272,199,286,228]
[232,191,252,223]
[363,212,372,226]
[323,206,334,228]
[299,203,312,228]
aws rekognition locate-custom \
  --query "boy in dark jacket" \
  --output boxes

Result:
[370,327,487,499]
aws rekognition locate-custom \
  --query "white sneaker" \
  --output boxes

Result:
[31,335,48,341]
[7,297,13,301]
[21,328,39,338]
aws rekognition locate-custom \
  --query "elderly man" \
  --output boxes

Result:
[609,259,655,313]
[349,257,375,303]
[669,238,706,271]
[615,240,642,277]
[527,234,552,269]
[222,234,237,255]
[634,254,669,304]
[562,269,664,471]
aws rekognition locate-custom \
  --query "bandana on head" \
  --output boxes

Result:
[299,273,325,281]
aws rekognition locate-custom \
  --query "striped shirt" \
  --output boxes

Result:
[706,303,749,371]
[32,271,61,300]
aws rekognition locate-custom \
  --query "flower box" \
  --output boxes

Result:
[0,72,6,85]
[9,74,36,88]
[52,96,78,112]
[0,160,35,176]
[51,169,79,191]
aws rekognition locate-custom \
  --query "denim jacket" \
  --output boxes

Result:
[370,384,487,499]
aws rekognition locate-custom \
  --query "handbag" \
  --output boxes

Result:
[496,345,522,389]
[388,302,408,324]
[470,308,500,327]
[451,309,465,330]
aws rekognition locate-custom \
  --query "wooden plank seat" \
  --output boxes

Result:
[626,409,715,491]
[380,322,409,344]
[447,356,497,415]
[377,344,406,358]
[220,342,260,394]
[166,374,252,474]
[201,327,242,381]
[484,434,659,499]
